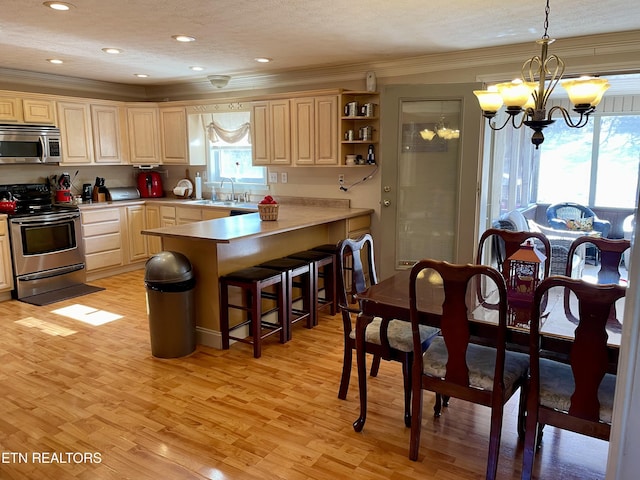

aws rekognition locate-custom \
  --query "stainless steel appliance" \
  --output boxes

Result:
[1,183,85,299]
[0,124,62,164]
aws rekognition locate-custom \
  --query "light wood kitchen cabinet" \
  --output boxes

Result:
[127,106,160,164]
[57,101,94,165]
[90,103,127,164]
[82,208,124,272]
[0,218,14,292]
[176,207,202,225]
[159,106,189,164]
[145,205,162,255]
[124,205,148,263]
[251,99,291,165]
[202,209,231,220]
[292,95,338,165]
[160,206,177,227]
[22,98,56,124]
[0,93,55,124]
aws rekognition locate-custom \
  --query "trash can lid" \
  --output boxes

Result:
[145,251,193,283]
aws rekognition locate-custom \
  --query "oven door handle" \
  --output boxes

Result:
[10,212,80,226]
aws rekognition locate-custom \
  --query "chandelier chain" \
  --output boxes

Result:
[542,0,550,40]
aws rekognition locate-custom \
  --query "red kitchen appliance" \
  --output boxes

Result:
[137,171,164,198]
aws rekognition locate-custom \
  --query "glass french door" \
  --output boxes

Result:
[378,84,483,279]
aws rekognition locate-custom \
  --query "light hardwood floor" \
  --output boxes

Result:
[0,270,609,479]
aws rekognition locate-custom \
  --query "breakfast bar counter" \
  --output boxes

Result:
[142,204,373,348]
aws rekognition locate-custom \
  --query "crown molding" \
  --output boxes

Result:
[1,30,639,101]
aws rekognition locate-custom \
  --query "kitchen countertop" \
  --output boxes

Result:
[77,197,258,212]
[142,204,373,244]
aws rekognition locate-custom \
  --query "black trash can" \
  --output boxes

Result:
[144,251,196,358]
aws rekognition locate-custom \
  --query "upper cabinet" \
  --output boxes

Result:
[0,93,56,124]
[58,100,127,165]
[251,99,291,165]
[291,95,338,165]
[91,103,127,164]
[127,105,160,165]
[159,106,189,164]
[57,101,94,165]
[339,91,379,166]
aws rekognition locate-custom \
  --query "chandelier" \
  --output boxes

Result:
[473,0,610,149]
[420,116,460,141]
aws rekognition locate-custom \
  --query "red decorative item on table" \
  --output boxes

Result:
[257,195,279,221]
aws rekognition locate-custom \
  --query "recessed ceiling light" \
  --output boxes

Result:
[47,59,64,64]
[172,35,196,43]
[190,66,204,71]
[43,1,74,11]
[102,48,123,55]
[134,74,149,78]
[255,57,272,63]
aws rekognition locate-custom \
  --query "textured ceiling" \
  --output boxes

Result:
[1,0,640,87]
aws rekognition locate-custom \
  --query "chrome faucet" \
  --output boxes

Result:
[220,177,235,202]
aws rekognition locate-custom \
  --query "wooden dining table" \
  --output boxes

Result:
[352,268,623,431]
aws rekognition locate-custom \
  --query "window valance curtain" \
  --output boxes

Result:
[201,112,250,145]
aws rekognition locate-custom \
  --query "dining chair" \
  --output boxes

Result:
[477,228,552,282]
[476,228,551,310]
[337,234,439,428]
[521,276,626,480]
[565,236,631,285]
[408,260,529,479]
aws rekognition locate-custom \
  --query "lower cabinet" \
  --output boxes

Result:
[0,218,14,292]
[145,205,162,255]
[124,205,148,263]
[82,208,124,271]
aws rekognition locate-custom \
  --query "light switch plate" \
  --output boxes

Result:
[281,172,288,183]
[269,172,278,183]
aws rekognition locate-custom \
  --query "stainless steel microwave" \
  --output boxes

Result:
[0,124,62,164]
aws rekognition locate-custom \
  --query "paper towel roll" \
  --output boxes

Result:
[195,173,202,200]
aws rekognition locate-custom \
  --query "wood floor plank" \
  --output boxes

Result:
[0,269,609,479]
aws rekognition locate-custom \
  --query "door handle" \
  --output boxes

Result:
[383,199,391,207]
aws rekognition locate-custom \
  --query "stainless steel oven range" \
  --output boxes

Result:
[0,183,85,300]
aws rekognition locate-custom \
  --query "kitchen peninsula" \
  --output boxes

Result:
[142,201,372,348]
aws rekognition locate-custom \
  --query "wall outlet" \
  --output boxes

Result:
[268,172,278,183]
[281,172,288,183]
[338,174,345,183]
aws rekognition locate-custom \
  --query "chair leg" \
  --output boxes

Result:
[521,405,539,480]
[338,345,352,400]
[250,286,262,359]
[517,383,527,440]
[434,393,443,417]
[402,357,412,428]
[369,354,381,377]
[409,373,423,461]
[485,404,504,480]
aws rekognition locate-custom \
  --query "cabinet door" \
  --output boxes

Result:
[251,101,270,165]
[145,205,162,255]
[57,101,94,165]
[270,99,291,165]
[291,97,314,165]
[91,104,125,164]
[315,95,339,165]
[0,96,22,123]
[125,205,148,262]
[0,221,13,292]
[22,98,56,124]
[251,100,291,165]
[127,107,160,164]
[176,207,202,225]
[159,107,189,164]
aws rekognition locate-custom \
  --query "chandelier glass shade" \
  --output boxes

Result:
[473,0,609,148]
[420,116,460,141]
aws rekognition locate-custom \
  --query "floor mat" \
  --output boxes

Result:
[19,284,105,306]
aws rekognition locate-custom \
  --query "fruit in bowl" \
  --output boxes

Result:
[257,195,279,220]
[259,195,277,204]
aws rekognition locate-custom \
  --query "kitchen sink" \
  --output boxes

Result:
[185,199,257,209]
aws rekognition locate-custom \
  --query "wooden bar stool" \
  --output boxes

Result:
[287,249,337,322]
[219,266,287,358]
[258,257,314,340]
[313,243,350,305]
